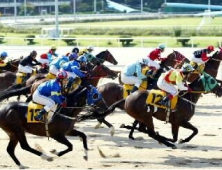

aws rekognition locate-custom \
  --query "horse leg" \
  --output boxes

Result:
[66,129,88,160]
[14,128,53,163]
[50,135,73,157]
[7,136,22,168]
[95,118,103,129]
[97,118,115,136]
[178,121,198,144]
[128,120,139,140]
[142,115,176,148]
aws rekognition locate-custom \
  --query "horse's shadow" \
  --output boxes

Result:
[157,155,222,168]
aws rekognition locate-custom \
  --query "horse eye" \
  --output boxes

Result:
[211,79,216,84]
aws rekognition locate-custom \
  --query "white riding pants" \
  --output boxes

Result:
[18,64,33,74]
[60,68,77,79]
[157,74,178,96]
[33,90,55,112]
[147,57,160,70]
[49,65,59,75]
[121,73,142,87]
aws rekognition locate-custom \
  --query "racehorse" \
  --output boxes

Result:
[79,73,222,148]
[95,48,222,138]
[0,82,107,168]
[95,50,118,65]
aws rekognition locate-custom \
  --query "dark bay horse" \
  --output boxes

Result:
[95,50,118,65]
[80,73,222,148]
[95,48,222,138]
[0,83,107,168]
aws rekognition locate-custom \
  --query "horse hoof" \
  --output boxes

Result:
[120,124,125,128]
[50,149,58,155]
[47,157,54,162]
[19,165,29,169]
[95,123,102,129]
[178,139,183,144]
[83,155,88,161]
[129,136,135,140]
[110,126,115,136]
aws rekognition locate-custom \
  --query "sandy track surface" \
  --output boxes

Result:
[0,77,222,169]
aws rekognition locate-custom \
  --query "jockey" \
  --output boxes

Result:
[0,52,8,72]
[121,58,150,93]
[157,63,195,106]
[38,45,59,65]
[18,50,41,80]
[190,45,214,73]
[49,53,77,76]
[33,70,68,122]
[79,45,94,56]
[147,44,167,78]
[61,56,88,86]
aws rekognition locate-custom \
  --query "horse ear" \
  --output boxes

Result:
[20,56,23,59]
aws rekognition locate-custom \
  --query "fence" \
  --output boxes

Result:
[0,36,221,48]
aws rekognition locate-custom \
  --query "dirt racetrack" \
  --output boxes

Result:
[0,77,222,169]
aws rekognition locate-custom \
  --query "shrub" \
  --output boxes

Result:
[62,37,76,45]
[118,35,133,47]
[0,35,4,43]
[24,35,35,45]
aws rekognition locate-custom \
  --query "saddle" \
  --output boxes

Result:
[46,72,56,79]
[16,70,37,85]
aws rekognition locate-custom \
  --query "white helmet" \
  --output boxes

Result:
[139,58,149,66]
[87,45,94,51]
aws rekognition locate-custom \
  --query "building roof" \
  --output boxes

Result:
[106,0,138,13]
[161,3,222,10]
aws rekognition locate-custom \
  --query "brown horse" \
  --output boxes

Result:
[94,48,222,138]
[79,73,222,148]
[0,82,108,168]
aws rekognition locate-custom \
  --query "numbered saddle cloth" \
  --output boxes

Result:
[27,101,56,123]
[146,89,178,110]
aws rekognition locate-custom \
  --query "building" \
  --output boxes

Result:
[0,0,71,16]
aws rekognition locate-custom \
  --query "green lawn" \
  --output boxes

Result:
[1,17,222,47]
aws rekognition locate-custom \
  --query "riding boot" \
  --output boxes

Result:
[34,108,47,122]
[158,94,173,106]
[66,77,75,89]
[26,73,31,81]
[131,86,138,93]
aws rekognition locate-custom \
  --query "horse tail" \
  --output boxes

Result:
[0,85,31,102]
[77,98,125,122]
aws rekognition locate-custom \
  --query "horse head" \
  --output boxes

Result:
[165,50,189,69]
[204,47,222,78]
[5,58,21,72]
[96,50,118,65]
[90,65,118,79]
[189,72,222,97]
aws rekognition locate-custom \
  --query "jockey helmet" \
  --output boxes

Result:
[86,45,94,51]
[78,56,87,63]
[0,52,8,59]
[51,45,57,50]
[69,52,78,61]
[207,45,214,52]
[181,63,195,73]
[140,58,149,66]
[56,70,68,80]
[158,44,166,51]
[30,50,37,57]
[72,47,79,54]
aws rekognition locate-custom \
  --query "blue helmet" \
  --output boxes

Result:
[69,52,78,60]
[0,52,8,59]
[78,56,87,63]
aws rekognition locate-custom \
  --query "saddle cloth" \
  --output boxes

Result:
[146,89,178,110]
[27,101,56,123]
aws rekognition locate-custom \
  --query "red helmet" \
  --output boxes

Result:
[207,45,214,52]
[56,71,68,80]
